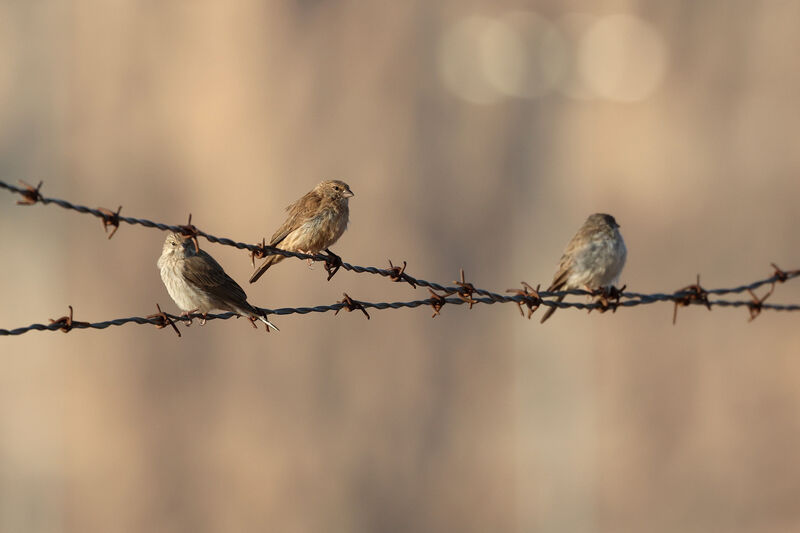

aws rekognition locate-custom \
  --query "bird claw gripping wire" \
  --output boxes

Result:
[590,285,626,314]
[507,282,541,319]
[147,304,181,337]
[246,315,273,332]
[335,293,370,319]
[453,269,477,309]
[49,305,89,333]
[16,180,43,205]
[673,275,712,324]
[428,289,447,318]
[323,248,343,281]
[178,213,200,252]
[97,205,122,239]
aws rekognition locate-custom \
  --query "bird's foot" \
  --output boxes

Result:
[588,285,626,313]
[180,309,199,326]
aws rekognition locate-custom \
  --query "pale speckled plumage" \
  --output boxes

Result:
[158,232,278,330]
[249,180,354,283]
[540,213,627,323]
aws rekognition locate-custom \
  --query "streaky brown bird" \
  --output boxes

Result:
[540,213,627,324]
[158,232,278,330]
[249,179,354,284]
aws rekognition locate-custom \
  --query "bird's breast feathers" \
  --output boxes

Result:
[285,205,349,252]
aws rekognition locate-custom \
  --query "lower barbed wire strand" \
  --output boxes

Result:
[2,296,800,336]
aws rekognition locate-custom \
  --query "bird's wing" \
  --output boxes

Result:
[269,191,323,247]
[547,231,587,291]
[182,251,248,305]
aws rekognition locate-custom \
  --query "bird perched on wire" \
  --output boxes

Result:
[249,180,354,284]
[158,232,278,331]
[540,213,627,323]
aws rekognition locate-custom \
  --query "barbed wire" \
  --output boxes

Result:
[2,179,799,337]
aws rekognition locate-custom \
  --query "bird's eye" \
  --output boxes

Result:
[334,185,340,191]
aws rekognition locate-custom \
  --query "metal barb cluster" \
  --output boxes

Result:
[672,275,711,324]
[2,179,800,337]
[507,282,542,319]
[48,306,90,333]
[335,293,370,319]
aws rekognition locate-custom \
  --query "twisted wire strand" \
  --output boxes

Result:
[2,295,799,337]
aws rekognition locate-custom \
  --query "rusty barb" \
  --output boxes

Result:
[178,213,200,252]
[387,259,417,288]
[507,282,542,319]
[428,289,447,318]
[335,293,370,319]
[97,205,122,239]
[673,275,712,325]
[746,285,775,322]
[452,269,478,309]
[771,263,800,283]
[147,303,181,337]
[743,263,800,322]
[16,180,43,205]
[250,237,269,267]
[48,305,90,333]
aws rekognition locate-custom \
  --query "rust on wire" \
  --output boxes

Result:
[48,305,90,333]
[97,205,122,239]
[673,275,712,325]
[746,285,776,322]
[16,180,43,205]
[335,293,370,319]
[453,269,477,309]
[591,285,626,314]
[250,237,269,267]
[771,263,789,283]
[147,303,181,337]
[428,289,447,318]
[178,213,200,252]
[387,259,417,288]
[769,263,800,283]
[507,282,541,319]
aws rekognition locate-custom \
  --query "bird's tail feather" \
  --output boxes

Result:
[540,294,565,324]
[256,313,279,331]
[238,304,280,331]
[249,254,283,284]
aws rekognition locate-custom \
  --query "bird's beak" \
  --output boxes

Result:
[343,189,354,198]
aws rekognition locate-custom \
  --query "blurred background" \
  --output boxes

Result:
[1,1,800,531]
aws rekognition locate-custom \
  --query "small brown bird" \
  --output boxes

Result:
[540,213,627,323]
[249,179,354,283]
[158,232,278,330]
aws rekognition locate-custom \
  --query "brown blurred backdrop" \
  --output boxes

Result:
[2,1,800,532]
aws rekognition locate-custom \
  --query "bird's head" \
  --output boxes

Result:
[317,180,354,203]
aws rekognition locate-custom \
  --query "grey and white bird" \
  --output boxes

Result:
[158,232,278,330]
[540,213,627,323]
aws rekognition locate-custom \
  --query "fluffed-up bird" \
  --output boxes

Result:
[540,213,627,324]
